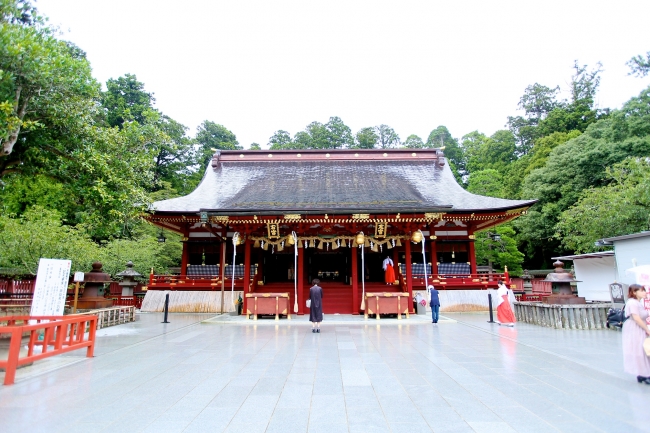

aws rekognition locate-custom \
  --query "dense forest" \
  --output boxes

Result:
[1,0,649,277]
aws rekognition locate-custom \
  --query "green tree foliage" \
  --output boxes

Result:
[0,207,99,274]
[375,124,400,148]
[101,74,155,128]
[628,51,650,78]
[268,130,292,149]
[403,134,424,148]
[427,125,464,181]
[0,206,181,277]
[354,127,379,149]
[474,226,524,276]
[556,158,650,253]
[466,169,505,198]
[517,85,650,263]
[195,120,241,166]
[249,142,261,150]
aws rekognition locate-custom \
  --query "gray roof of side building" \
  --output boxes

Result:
[150,149,537,214]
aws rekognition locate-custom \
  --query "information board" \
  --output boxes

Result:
[30,258,72,317]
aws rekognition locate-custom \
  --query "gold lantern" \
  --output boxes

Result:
[411,230,423,243]
[355,232,365,246]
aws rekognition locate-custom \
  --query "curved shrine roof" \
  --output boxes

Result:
[151,149,536,214]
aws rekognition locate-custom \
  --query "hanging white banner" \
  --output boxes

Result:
[30,258,71,317]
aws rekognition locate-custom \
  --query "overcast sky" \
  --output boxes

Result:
[38,0,650,149]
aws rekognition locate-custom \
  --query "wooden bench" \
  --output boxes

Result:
[245,293,291,320]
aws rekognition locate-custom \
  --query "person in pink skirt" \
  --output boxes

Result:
[622,284,650,384]
[496,280,516,326]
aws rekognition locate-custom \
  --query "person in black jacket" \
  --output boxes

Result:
[309,279,324,333]
[428,285,440,323]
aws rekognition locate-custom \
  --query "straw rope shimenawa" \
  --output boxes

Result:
[140,291,240,313]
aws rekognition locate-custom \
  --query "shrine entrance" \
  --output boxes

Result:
[305,249,349,284]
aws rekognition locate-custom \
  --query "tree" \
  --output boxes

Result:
[0,12,99,157]
[516,85,650,266]
[324,116,353,149]
[268,130,293,149]
[101,74,155,128]
[354,127,378,149]
[474,225,524,275]
[427,126,464,181]
[403,134,424,148]
[249,142,261,150]
[556,158,650,253]
[466,169,505,198]
[195,120,241,167]
[0,206,99,275]
[375,124,400,148]
[628,51,650,78]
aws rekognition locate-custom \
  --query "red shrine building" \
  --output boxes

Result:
[143,148,535,317]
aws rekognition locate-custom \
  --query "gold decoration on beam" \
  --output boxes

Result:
[375,222,387,238]
[267,222,280,239]
[212,216,229,222]
[352,214,370,220]
[283,214,302,220]
[424,212,444,220]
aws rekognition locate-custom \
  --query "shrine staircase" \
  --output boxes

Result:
[252,282,403,315]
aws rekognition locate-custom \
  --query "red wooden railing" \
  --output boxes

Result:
[0,280,36,299]
[109,296,144,309]
[0,315,97,385]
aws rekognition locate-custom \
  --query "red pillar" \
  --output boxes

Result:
[297,247,305,315]
[405,238,414,313]
[243,239,251,315]
[180,228,189,276]
[430,238,437,277]
[468,232,477,275]
[351,246,359,315]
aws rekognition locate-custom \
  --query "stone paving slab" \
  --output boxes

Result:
[0,312,648,433]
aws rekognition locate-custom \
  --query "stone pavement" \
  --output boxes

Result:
[1,312,649,433]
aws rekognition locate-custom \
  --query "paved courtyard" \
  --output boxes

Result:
[1,312,649,433]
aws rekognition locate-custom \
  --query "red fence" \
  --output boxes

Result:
[532,280,552,294]
[0,315,97,385]
[110,296,143,309]
[0,280,36,299]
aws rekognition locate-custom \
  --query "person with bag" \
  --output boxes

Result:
[622,284,650,384]
[428,285,440,324]
[308,279,323,333]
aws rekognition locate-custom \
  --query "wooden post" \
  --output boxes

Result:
[297,246,304,315]
[405,238,414,313]
[243,238,251,316]
[73,282,80,313]
[392,247,399,285]
[468,232,477,274]
[220,241,226,314]
[351,246,359,315]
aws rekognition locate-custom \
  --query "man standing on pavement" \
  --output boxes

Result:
[428,285,440,323]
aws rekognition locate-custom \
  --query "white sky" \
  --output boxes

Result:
[38,0,650,149]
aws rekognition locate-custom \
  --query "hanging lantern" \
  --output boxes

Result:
[286,234,295,246]
[355,232,365,246]
[411,230,423,243]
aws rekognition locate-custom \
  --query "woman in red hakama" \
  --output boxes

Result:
[497,280,516,326]
[383,256,395,285]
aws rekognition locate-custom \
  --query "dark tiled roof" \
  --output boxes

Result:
[151,150,536,214]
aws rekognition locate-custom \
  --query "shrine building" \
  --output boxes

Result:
[142,148,536,317]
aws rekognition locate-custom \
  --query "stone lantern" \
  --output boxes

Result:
[116,261,141,296]
[76,262,113,309]
[543,260,585,304]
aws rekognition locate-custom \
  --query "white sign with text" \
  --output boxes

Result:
[30,258,71,317]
